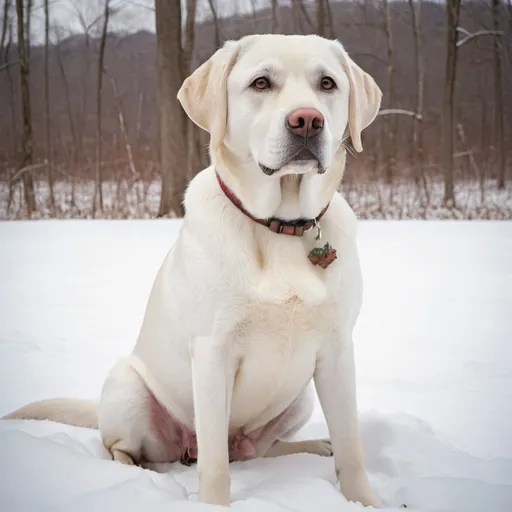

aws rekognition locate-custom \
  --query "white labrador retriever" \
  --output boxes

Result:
[4,34,382,507]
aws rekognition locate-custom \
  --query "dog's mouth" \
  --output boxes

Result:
[259,148,326,176]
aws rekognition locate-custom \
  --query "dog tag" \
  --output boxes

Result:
[308,242,337,269]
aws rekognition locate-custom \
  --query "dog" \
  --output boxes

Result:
[4,34,382,507]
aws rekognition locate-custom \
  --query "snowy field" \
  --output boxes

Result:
[0,220,511,512]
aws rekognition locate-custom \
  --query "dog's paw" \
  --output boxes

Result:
[112,449,135,466]
[338,466,378,507]
[303,439,333,457]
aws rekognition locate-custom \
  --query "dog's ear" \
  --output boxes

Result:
[335,43,382,152]
[177,41,239,149]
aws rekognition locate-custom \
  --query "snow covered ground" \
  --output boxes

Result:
[2,179,512,220]
[0,220,511,512]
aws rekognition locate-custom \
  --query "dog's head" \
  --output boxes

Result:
[178,34,381,181]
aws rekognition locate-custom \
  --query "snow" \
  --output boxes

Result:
[0,220,511,512]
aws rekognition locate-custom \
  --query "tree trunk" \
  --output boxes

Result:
[325,0,335,39]
[271,0,279,34]
[291,0,312,34]
[93,0,110,215]
[25,0,31,61]
[44,0,54,214]
[55,33,79,182]
[383,0,396,185]
[316,0,326,36]
[207,0,220,47]
[1,0,10,61]
[106,70,138,179]
[442,0,461,207]
[15,0,36,214]
[5,22,18,159]
[493,0,505,189]
[182,0,201,181]
[1,1,17,160]
[182,0,196,76]
[155,0,187,217]
[408,0,426,195]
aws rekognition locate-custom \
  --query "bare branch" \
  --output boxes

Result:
[10,162,48,183]
[104,69,138,178]
[378,109,423,121]
[456,27,504,47]
[0,59,17,71]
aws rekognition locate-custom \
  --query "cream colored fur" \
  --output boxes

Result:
[4,398,98,429]
[4,34,382,508]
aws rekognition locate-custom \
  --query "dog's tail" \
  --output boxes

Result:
[2,398,99,429]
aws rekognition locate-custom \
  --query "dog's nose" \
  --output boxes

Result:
[286,108,324,138]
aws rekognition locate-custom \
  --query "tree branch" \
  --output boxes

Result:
[0,59,17,71]
[378,109,423,120]
[456,27,504,47]
[10,162,48,183]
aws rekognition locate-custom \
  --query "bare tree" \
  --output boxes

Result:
[383,0,396,185]
[15,0,36,214]
[25,0,31,61]
[4,22,18,168]
[271,0,279,34]
[207,0,221,47]
[316,0,326,36]
[493,0,505,189]
[182,0,196,76]
[155,0,187,217]
[93,0,110,215]
[106,70,138,178]
[44,0,55,213]
[182,0,201,181]
[0,0,10,61]
[408,0,426,195]
[291,0,313,34]
[442,0,461,206]
[0,1,17,159]
[55,28,78,178]
[325,0,335,38]
[70,1,95,186]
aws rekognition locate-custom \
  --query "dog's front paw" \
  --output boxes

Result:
[198,488,230,507]
[303,439,333,457]
[198,471,231,507]
[337,466,378,508]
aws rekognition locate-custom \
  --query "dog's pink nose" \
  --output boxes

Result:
[286,108,324,138]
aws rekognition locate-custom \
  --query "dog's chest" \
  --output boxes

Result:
[228,296,333,428]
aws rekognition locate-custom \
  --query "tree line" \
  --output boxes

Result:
[0,0,511,219]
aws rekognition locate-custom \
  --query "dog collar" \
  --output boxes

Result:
[215,171,329,237]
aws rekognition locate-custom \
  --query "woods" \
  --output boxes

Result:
[0,0,511,219]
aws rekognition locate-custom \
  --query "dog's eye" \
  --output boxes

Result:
[251,77,271,91]
[320,76,336,91]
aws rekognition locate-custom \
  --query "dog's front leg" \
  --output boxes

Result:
[191,336,236,507]
[314,331,377,507]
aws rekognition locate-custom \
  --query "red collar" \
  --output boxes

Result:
[215,171,329,236]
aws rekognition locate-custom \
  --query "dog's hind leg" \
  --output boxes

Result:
[261,385,332,458]
[98,357,188,466]
[263,439,333,457]
[232,384,332,460]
